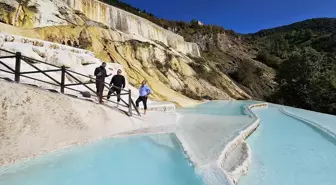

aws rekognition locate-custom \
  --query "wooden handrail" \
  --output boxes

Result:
[0,50,141,116]
[0,48,16,54]
[20,69,62,75]
[0,60,15,72]
[21,55,61,68]
[22,57,60,85]
[65,71,97,95]
[20,74,59,86]
[0,68,14,74]
[64,81,95,87]
[0,55,15,59]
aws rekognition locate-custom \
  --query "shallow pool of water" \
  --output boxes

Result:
[283,106,336,134]
[179,100,260,116]
[0,134,204,185]
[238,107,336,185]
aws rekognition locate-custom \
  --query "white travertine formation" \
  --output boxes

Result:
[176,114,253,166]
[0,0,200,56]
[61,0,200,56]
[222,141,251,184]
[0,33,94,56]
[176,102,268,185]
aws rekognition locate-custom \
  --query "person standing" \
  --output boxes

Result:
[107,69,126,107]
[94,62,111,103]
[136,80,151,115]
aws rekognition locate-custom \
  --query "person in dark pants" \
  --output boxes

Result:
[94,62,111,103]
[107,69,126,107]
[136,80,151,115]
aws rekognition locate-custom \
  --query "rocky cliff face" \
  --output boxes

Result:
[33,25,250,104]
[176,29,277,99]
[0,0,200,57]
[0,0,251,106]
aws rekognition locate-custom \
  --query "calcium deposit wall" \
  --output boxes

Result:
[63,0,200,56]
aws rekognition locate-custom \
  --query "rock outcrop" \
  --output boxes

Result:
[177,29,276,99]
[0,0,200,57]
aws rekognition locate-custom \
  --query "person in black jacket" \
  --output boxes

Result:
[107,69,126,106]
[94,62,111,103]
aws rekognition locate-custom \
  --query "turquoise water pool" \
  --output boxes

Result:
[238,106,336,185]
[180,101,336,185]
[0,134,204,185]
[3,101,335,185]
[180,100,260,116]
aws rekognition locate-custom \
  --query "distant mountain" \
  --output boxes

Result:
[253,18,336,37]
[249,18,336,62]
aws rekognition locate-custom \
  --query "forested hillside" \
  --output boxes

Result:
[249,18,336,114]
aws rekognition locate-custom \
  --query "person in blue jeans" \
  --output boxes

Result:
[136,80,151,115]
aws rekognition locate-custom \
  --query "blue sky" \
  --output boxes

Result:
[121,0,336,33]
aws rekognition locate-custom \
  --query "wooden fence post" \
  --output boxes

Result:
[60,66,65,93]
[128,89,132,116]
[15,52,21,83]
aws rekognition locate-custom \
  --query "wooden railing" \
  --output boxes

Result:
[0,48,140,116]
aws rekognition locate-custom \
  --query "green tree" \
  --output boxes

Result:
[271,47,336,114]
